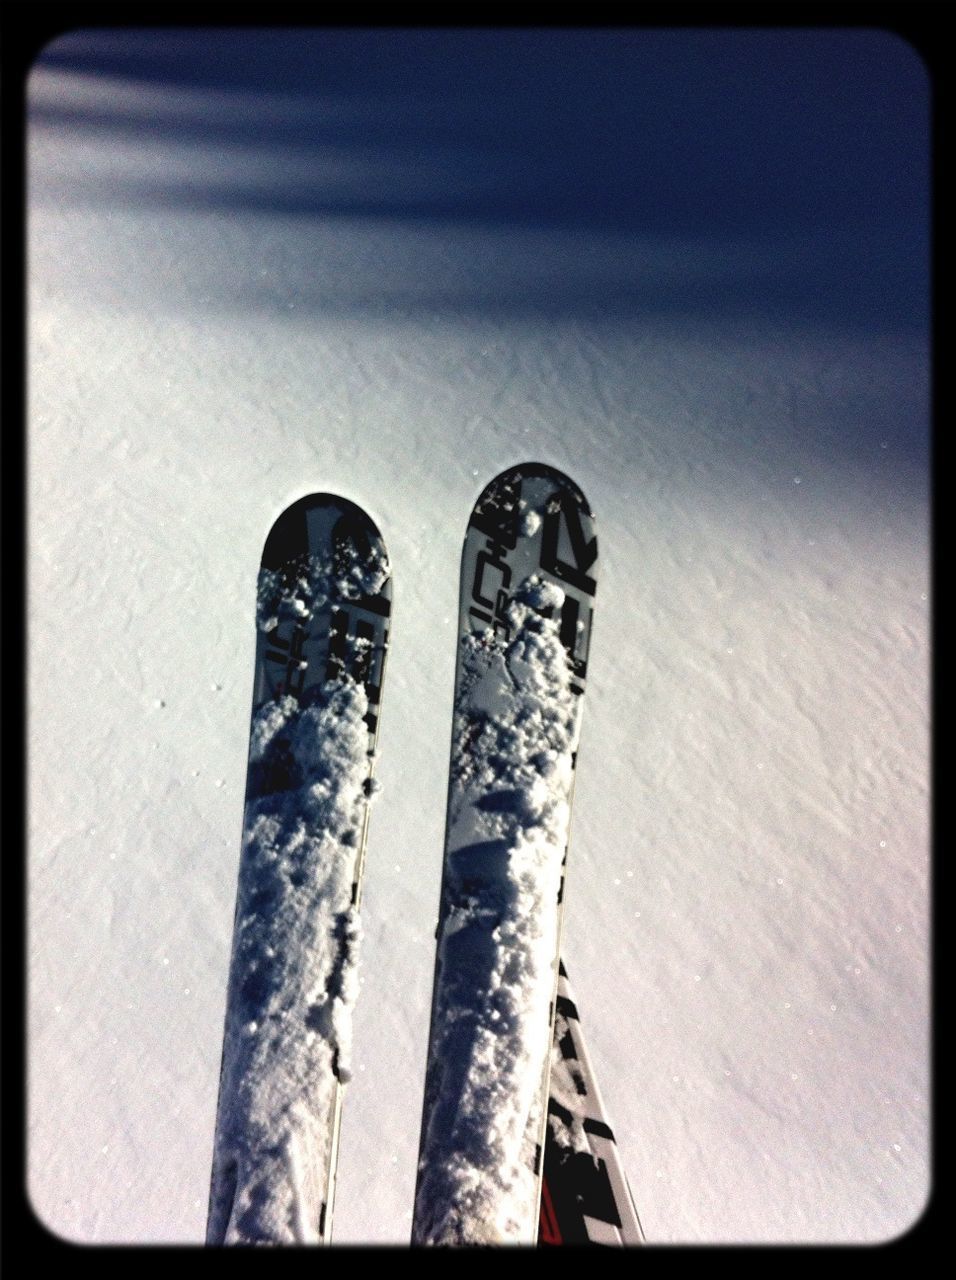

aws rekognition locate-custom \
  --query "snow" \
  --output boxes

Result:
[256,547,389,634]
[26,29,929,1246]
[207,678,371,1245]
[205,516,388,1244]
[413,579,581,1244]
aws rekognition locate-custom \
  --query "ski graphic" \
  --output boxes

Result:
[412,463,598,1245]
[540,962,645,1246]
[207,494,391,1246]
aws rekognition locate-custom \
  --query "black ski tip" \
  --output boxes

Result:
[261,493,388,574]
[474,462,593,519]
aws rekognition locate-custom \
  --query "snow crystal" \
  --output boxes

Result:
[414,577,584,1245]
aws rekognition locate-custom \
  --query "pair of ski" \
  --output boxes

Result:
[206,463,644,1247]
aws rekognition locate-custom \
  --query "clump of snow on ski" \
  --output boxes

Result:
[413,576,583,1245]
[256,546,389,634]
[207,501,389,1246]
[207,682,370,1244]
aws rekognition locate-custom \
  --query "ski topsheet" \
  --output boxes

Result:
[540,962,645,1245]
[207,494,391,1246]
[412,463,599,1246]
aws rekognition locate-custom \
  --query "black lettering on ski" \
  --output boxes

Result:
[332,512,372,581]
[326,608,349,683]
[547,1097,576,1128]
[559,594,579,655]
[332,513,389,617]
[582,1118,616,1142]
[265,620,308,699]
[470,547,513,641]
[557,594,590,685]
[352,617,375,688]
[540,491,597,597]
[468,474,521,550]
[473,550,511,612]
[492,591,511,640]
[265,629,290,658]
[555,994,579,1024]
[324,608,384,734]
[573,1155,621,1230]
[354,617,385,733]
[368,625,389,703]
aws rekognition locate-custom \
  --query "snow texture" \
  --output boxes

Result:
[257,547,389,635]
[27,31,929,1246]
[414,578,581,1245]
[547,1033,591,1158]
[206,676,372,1245]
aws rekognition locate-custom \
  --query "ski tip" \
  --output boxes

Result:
[476,463,593,518]
[262,494,389,574]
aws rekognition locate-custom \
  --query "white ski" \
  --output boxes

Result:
[207,494,391,1246]
[412,463,598,1245]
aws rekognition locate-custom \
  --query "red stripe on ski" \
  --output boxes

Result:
[538,1177,563,1246]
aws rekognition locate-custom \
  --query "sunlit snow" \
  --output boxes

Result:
[27,29,929,1246]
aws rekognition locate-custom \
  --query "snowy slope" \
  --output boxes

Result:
[27,30,929,1244]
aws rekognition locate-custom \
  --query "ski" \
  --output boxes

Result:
[412,463,598,1245]
[540,961,645,1245]
[207,494,391,1246]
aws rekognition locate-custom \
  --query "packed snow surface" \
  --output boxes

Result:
[27,31,929,1245]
